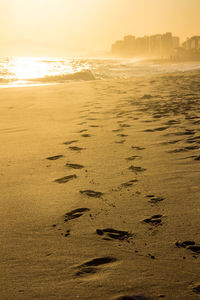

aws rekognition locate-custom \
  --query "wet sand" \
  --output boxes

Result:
[0,71,200,300]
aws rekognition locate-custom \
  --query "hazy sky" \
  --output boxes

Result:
[0,0,200,56]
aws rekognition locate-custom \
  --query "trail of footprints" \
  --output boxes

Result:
[45,83,200,297]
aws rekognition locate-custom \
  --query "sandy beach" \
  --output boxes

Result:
[0,71,200,299]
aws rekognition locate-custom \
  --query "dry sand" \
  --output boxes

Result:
[0,71,200,300]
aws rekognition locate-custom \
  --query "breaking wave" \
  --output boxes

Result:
[31,69,95,83]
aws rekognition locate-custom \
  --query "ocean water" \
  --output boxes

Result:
[0,56,200,88]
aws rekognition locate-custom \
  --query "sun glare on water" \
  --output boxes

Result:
[4,56,86,87]
[10,57,49,80]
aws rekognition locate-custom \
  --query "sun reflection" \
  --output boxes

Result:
[9,57,49,80]
[0,56,90,87]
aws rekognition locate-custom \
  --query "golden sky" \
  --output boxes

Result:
[0,0,200,56]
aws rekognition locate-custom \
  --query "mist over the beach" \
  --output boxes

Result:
[1,0,200,56]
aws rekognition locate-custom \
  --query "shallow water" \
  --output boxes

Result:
[0,56,200,87]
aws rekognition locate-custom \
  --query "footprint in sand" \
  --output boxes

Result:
[66,163,84,169]
[143,126,169,132]
[75,256,117,276]
[128,165,146,173]
[120,123,131,128]
[69,146,85,151]
[89,125,99,128]
[87,118,97,121]
[183,155,200,161]
[186,135,200,144]
[80,190,103,198]
[46,155,64,161]
[176,241,200,254]
[54,174,77,184]
[161,139,181,145]
[164,130,195,137]
[132,146,145,150]
[143,214,163,226]
[64,208,90,222]
[63,140,78,145]
[112,129,123,132]
[115,140,126,144]
[79,129,88,133]
[141,94,153,99]
[168,145,199,153]
[146,195,165,203]
[96,228,133,241]
[117,133,128,137]
[121,180,138,188]
[78,122,87,125]
[193,285,200,294]
[81,133,91,138]
[126,155,142,161]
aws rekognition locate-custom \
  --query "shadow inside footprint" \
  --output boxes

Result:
[64,208,90,222]
[126,156,141,161]
[129,165,146,173]
[69,146,85,151]
[55,174,77,184]
[63,140,78,145]
[80,190,103,198]
[115,140,126,144]
[132,146,145,150]
[76,256,117,276]
[121,180,138,187]
[81,134,91,138]
[144,126,169,132]
[176,241,200,254]
[66,163,84,169]
[193,285,200,294]
[143,214,163,226]
[148,197,165,203]
[96,228,133,241]
[117,134,128,137]
[46,155,64,160]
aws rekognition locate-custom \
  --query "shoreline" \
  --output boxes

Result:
[1,71,200,299]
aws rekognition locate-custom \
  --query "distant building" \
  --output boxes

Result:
[183,36,200,50]
[172,36,180,49]
[111,32,179,58]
